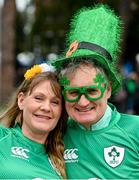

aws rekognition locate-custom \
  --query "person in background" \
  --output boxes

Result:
[124,71,138,114]
[133,73,139,115]
[0,63,67,179]
[51,4,139,179]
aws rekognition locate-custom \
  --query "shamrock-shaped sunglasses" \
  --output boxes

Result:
[62,84,107,103]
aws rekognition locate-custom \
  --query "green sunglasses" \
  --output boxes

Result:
[62,84,107,103]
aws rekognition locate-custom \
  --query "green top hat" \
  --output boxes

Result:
[51,4,123,95]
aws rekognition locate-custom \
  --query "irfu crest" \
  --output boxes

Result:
[104,145,125,168]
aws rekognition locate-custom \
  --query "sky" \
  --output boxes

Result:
[0,0,30,11]
[0,0,4,8]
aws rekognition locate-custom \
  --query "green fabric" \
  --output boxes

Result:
[51,4,123,94]
[64,104,139,179]
[0,124,62,179]
[67,4,121,62]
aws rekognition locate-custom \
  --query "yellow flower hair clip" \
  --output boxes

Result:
[24,63,56,80]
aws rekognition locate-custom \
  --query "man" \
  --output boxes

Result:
[51,4,139,179]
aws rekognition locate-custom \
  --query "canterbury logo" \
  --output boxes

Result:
[64,148,78,162]
[11,146,29,159]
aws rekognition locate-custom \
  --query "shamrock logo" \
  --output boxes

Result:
[94,73,105,84]
[59,75,70,87]
[108,147,120,162]
[104,145,125,168]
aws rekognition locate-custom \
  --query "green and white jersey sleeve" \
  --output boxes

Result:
[0,124,62,179]
[64,104,139,179]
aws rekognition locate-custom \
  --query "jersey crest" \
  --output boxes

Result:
[104,145,125,167]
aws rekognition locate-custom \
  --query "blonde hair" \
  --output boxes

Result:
[0,71,67,179]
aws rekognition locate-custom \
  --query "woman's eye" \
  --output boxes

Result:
[51,100,60,105]
[52,101,58,104]
[34,96,43,100]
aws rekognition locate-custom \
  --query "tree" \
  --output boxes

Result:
[1,0,16,105]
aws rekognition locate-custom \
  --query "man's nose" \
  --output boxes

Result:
[77,94,90,106]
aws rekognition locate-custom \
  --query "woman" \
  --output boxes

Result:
[0,63,67,179]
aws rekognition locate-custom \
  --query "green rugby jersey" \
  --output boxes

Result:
[64,104,139,179]
[0,123,62,179]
